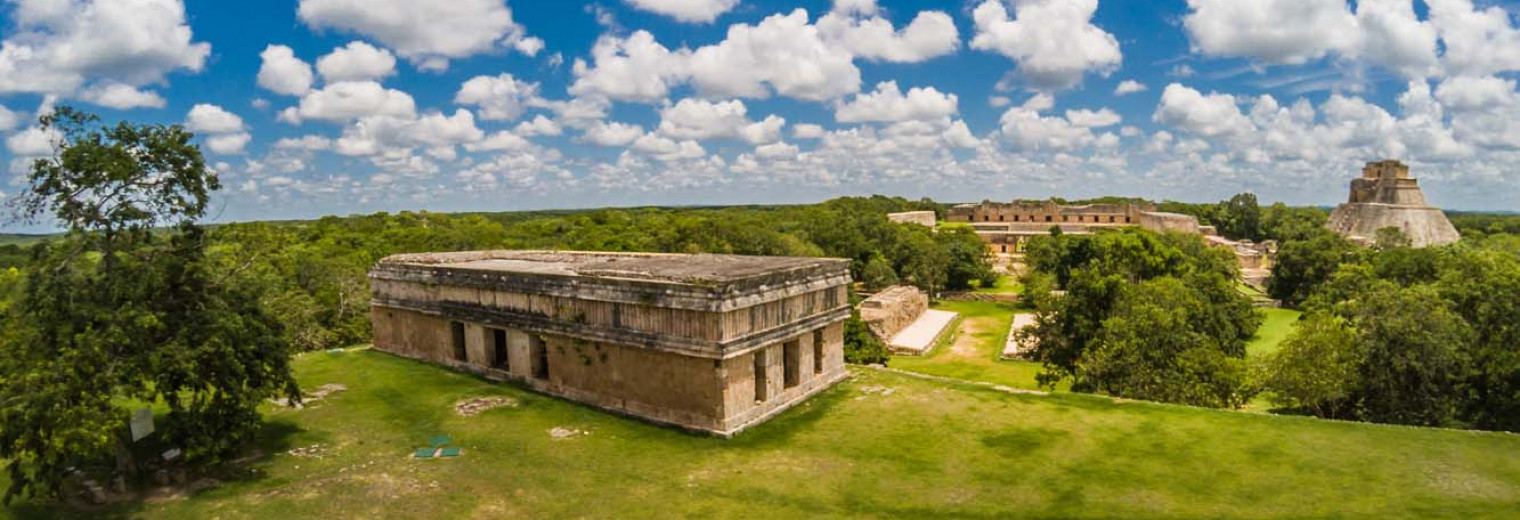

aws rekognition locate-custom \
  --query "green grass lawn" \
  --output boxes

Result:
[8,348,1520,519]
[889,301,1053,392]
[972,275,1023,295]
[1248,308,1303,357]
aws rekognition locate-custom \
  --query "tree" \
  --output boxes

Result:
[1267,229,1359,306]
[893,230,948,296]
[1257,314,1361,418]
[1260,203,1327,242]
[1020,228,1258,403]
[1437,248,1520,431]
[1343,284,1471,426]
[859,252,898,291]
[0,108,299,502]
[843,311,890,365]
[1217,193,1262,241]
[1079,277,1252,408]
[936,226,997,291]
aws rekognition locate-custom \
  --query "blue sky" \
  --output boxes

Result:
[3,0,1520,232]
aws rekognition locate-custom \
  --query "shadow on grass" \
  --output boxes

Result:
[727,384,849,449]
[4,417,307,520]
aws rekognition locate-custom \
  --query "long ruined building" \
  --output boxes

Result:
[368,250,852,437]
[946,200,1203,254]
[1327,160,1460,247]
[945,199,1274,284]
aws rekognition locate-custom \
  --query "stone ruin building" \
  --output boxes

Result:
[1327,160,1461,248]
[946,200,1202,255]
[856,285,955,355]
[858,286,928,341]
[368,250,852,437]
[886,210,937,227]
[946,199,1272,282]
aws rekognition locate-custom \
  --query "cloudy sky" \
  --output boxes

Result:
[3,0,1520,231]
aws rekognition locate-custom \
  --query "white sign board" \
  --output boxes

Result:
[130,407,155,442]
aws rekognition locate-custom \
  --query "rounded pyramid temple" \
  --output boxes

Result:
[1326,160,1461,248]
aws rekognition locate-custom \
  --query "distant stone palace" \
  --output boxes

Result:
[946,200,1203,254]
[368,250,852,437]
[1326,160,1460,247]
[945,199,1275,285]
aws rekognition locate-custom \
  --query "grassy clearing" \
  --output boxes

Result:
[972,275,1023,295]
[1248,308,1303,357]
[7,348,1520,519]
[889,301,1048,391]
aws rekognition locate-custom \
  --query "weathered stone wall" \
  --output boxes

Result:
[373,305,843,434]
[1327,203,1460,247]
[887,211,937,227]
[858,286,928,341]
[368,251,853,436]
[1328,160,1460,248]
[947,200,1152,225]
[1135,211,1202,234]
[718,322,845,434]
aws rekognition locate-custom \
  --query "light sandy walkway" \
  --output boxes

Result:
[1001,313,1037,359]
[888,309,958,355]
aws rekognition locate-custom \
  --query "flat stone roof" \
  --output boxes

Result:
[379,250,847,286]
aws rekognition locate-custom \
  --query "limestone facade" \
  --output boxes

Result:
[887,211,938,227]
[858,285,929,341]
[1327,160,1460,247]
[946,200,1203,254]
[368,250,852,437]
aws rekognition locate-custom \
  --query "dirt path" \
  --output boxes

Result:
[946,316,997,360]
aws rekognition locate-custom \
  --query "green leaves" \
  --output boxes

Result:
[1020,228,1258,407]
[17,106,214,236]
[0,109,296,503]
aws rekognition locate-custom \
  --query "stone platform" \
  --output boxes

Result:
[1001,313,1037,359]
[887,309,958,355]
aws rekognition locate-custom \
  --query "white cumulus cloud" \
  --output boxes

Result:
[316,41,397,83]
[816,5,960,63]
[258,45,314,96]
[289,81,417,123]
[623,0,739,24]
[0,0,210,102]
[834,81,958,123]
[1114,80,1147,96]
[1153,83,1253,138]
[455,73,542,121]
[970,0,1122,90]
[297,0,538,71]
[582,121,645,147]
[185,104,245,133]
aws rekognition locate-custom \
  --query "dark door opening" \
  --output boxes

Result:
[753,349,769,403]
[531,335,549,380]
[491,328,509,370]
[783,341,800,389]
[812,330,824,374]
[450,321,467,362]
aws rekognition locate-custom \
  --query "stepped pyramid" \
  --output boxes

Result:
[1326,160,1460,247]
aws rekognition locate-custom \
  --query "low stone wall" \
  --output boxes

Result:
[858,285,928,341]
[887,211,938,227]
[1136,211,1202,234]
[939,292,1019,303]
